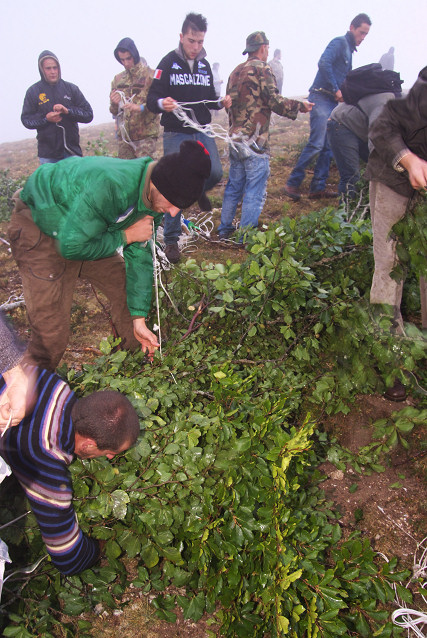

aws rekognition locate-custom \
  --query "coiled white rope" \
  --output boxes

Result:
[378,534,427,637]
[115,90,138,151]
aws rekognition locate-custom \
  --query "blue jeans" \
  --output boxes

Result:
[218,146,270,235]
[39,152,73,164]
[287,92,336,193]
[327,119,369,198]
[162,131,223,245]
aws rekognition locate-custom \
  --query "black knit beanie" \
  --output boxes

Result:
[151,140,211,209]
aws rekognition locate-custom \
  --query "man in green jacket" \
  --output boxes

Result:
[8,140,211,370]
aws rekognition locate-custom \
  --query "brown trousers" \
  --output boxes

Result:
[8,194,139,370]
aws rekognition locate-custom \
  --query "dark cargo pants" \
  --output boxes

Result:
[8,194,140,370]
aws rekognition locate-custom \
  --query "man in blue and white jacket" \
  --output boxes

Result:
[283,13,371,201]
[0,366,140,575]
[147,12,231,263]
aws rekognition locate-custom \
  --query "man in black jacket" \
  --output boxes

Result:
[147,13,231,263]
[21,50,93,163]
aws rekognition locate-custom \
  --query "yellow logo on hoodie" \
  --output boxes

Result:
[38,93,49,105]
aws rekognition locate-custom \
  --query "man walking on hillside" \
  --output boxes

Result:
[268,49,284,94]
[110,37,160,159]
[283,13,371,201]
[218,32,311,240]
[21,50,93,163]
[147,12,231,263]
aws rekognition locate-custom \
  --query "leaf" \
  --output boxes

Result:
[184,592,205,622]
[111,489,130,519]
[141,544,159,568]
[278,615,289,633]
[155,609,177,623]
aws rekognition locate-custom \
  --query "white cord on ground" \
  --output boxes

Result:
[378,535,427,637]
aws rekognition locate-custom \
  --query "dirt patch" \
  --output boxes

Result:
[320,394,427,565]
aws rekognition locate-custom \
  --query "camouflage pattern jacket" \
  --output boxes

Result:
[110,62,160,141]
[226,57,303,152]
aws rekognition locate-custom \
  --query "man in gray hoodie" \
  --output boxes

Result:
[21,50,93,163]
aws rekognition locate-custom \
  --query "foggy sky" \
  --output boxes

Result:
[0,0,425,144]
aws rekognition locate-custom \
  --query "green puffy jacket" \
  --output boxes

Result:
[20,155,162,317]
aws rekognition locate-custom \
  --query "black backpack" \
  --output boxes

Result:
[341,63,403,105]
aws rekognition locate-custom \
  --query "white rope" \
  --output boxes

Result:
[55,123,76,156]
[392,609,427,637]
[378,535,427,637]
[172,100,263,156]
[150,220,162,357]
[115,90,138,151]
[0,410,13,438]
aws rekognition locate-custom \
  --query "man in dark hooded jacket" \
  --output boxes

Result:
[110,38,160,159]
[21,50,93,163]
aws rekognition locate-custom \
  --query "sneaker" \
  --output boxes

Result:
[164,242,181,264]
[218,229,234,240]
[308,189,339,199]
[282,185,301,202]
[198,193,212,212]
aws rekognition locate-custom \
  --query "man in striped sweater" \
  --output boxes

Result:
[0,368,139,575]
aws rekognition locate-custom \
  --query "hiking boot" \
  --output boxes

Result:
[282,185,301,202]
[165,242,181,264]
[308,189,339,199]
[384,378,407,402]
[198,193,212,212]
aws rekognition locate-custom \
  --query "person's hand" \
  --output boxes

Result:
[399,152,427,190]
[46,110,63,123]
[124,216,154,244]
[221,95,232,109]
[335,89,343,102]
[110,90,121,105]
[122,103,142,113]
[0,364,37,432]
[133,318,160,359]
[53,104,69,115]
[300,100,314,113]
[162,97,178,112]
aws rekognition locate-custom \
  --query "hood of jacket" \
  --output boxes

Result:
[114,38,140,65]
[175,42,207,64]
[38,50,61,82]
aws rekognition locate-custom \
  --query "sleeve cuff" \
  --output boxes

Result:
[393,149,411,173]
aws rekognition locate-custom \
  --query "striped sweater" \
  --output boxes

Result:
[0,369,100,574]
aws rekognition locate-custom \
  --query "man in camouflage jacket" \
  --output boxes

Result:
[218,32,311,239]
[110,38,160,159]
